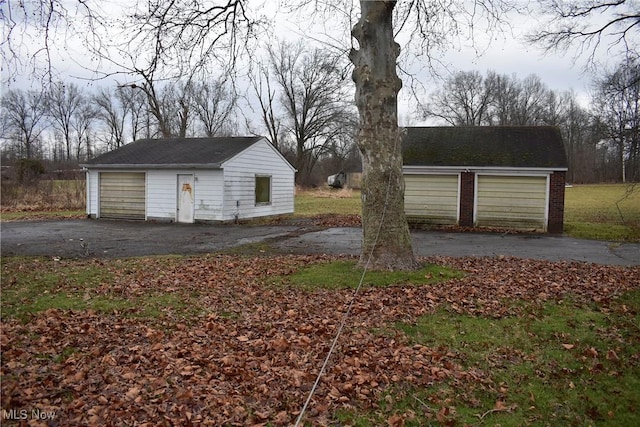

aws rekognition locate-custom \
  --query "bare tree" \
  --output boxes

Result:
[72,101,97,161]
[349,1,418,269]
[267,40,356,186]
[421,69,608,182]
[485,72,519,125]
[249,63,284,149]
[94,88,127,150]
[46,82,85,160]
[158,81,196,138]
[1,88,48,158]
[486,72,557,125]
[46,81,99,161]
[122,88,148,142]
[94,85,149,151]
[527,0,640,69]
[0,0,105,83]
[560,92,600,183]
[122,76,172,138]
[425,71,563,126]
[510,74,549,125]
[123,0,260,77]
[192,78,238,137]
[592,57,640,182]
[421,70,495,125]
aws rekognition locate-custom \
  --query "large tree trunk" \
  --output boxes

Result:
[350,0,418,271]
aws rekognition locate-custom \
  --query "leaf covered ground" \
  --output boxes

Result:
[1,254,639,426]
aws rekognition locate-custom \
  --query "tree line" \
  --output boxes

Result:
[0,78,237,162]
[0,40,362,186]
[421,59,639,183]
[2,48,638,185]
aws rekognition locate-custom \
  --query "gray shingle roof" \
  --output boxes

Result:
[402,126,567,168]
[83,137,263,168]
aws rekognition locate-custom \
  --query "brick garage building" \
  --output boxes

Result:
[402,126,568,233]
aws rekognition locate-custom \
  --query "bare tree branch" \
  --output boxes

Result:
[1,0,107,84]
[527,0,640,68]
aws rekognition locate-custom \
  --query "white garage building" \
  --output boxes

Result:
[82,136,296,223]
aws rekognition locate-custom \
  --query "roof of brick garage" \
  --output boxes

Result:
[83,136,263,167]
[402,126,568,168]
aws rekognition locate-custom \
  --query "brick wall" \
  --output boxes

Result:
[547,171,566,233]
[459,171,475,227]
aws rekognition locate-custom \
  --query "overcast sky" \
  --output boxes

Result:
[273,2,602,123]
[1,0,617,124]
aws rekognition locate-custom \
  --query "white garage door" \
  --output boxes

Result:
[404,174,459,225]
[476,175,547,230]
[99,172,146,220]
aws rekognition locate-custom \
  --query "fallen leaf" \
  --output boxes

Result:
[125,387,140,401]
[494,400,507,411]
[2,254,638,426]
[387,413,404,427]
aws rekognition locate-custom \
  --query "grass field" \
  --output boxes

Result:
[1,183,638,424]
[294,187,361,216]
[2,184,639,425]
[564,184,640,241]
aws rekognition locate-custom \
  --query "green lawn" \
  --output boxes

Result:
[278,259,464,290]
[342,292,640,426]
[294,188,362,216]
[564,184,640,241]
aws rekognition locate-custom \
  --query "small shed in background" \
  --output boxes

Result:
[82,136,295,223]
[402,126,568,233]
[327,171,362,189]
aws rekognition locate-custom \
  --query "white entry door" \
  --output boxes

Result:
[177,174,195,223]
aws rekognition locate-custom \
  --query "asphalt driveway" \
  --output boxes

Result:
[0,220,300,259]
[1,219,639,266]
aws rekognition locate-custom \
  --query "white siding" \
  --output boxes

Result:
[146,170,176,220]
[86,170,99,217]
[146,169,224,221]
[86,139,293,223]
[404,174,459,225]
[475,175,548,230]
[222,139,295,221]
[194,171,224,221]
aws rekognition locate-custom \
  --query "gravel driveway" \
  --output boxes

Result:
[2,219,639,266]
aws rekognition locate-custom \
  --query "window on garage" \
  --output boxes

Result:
[255,175,271,205]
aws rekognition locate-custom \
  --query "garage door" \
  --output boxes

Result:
[99,172,146,220]
[476,175,547,230]
[404,174,459,225]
